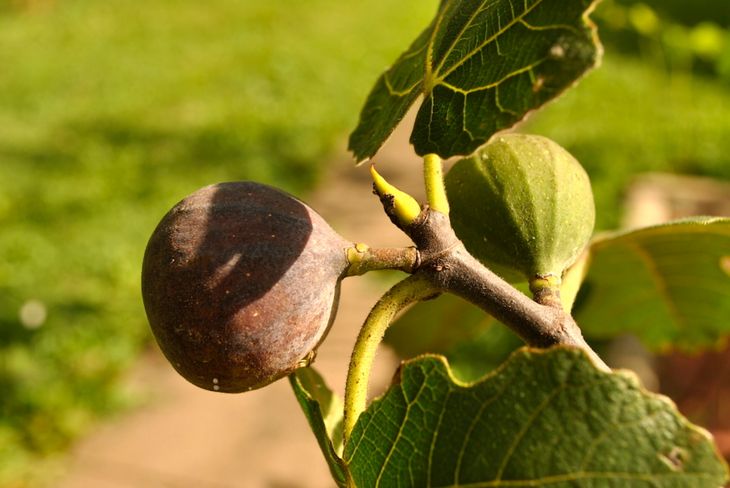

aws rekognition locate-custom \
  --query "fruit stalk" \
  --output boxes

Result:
[423,153,450,215]
[343,273,439,441]
[344,244,419,276]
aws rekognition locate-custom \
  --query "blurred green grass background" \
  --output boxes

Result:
[0,0,729,485]
[0,0,435,484]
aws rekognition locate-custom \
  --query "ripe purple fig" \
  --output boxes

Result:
[142,182,351,392]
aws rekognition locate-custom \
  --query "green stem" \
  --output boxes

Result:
[529,274,563,309]
[423,153,450,215]
[343,273,438,441]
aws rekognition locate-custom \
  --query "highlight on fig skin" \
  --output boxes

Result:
[141,181,351,393]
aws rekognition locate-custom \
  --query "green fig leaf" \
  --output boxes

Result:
[289,368,346,487]
[344,348,729,487]
[560,248,591,312]
[385,293,495,358]
[348,0,602,162]
[574,217,730,350]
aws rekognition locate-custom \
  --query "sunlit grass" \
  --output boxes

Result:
[525,53,730,230]
[0,0,435,484]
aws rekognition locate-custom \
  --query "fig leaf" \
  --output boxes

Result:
[349,0,602,162]
[290,367,346,487]
[574,217,730,350]
[344,348,729,487]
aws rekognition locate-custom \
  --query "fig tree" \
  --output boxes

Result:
[445,134,595,284]
[142,182,350,392]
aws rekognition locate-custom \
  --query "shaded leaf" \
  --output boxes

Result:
[385,293,492,358]
[385,293,521,381]
[561,248,591,312]
[574,217,730,350]
[289,368,346,487]
[349,0,602,162]
[344,348,729,487]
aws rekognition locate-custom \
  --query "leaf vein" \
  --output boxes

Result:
[427,389,452,488]
[435,470,720,487]
[374,374,429,486]
[579,407,665,470]
[384,74,421,98]
[494,385,566,480]
[435,0,545,81]
[431,0,493,78]
[438,58,546,95]
[454,379,514,484]
[626,240,689,331]
[518,19,581,35]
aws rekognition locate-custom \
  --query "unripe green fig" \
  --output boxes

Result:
[142,182,350,393]
[445,134,595,283]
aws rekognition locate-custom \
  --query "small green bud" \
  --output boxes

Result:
[370,165,422,227]
[445,134,595,283]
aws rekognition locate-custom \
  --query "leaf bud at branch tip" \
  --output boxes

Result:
[370,164,422,227]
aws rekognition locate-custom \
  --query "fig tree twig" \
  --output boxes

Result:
[405,209,609,371]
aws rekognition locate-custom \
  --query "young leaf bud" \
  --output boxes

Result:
[370,165,422,227]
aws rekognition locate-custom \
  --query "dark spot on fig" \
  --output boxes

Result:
[142,182,350,392]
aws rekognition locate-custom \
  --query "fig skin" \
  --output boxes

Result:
[445,134,595,282]
[142,182,350,393]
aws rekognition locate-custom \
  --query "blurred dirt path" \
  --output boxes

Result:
[57,120,423,488]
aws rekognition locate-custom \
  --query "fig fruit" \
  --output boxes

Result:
[445,134,595,283]
[142,182,350,392]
